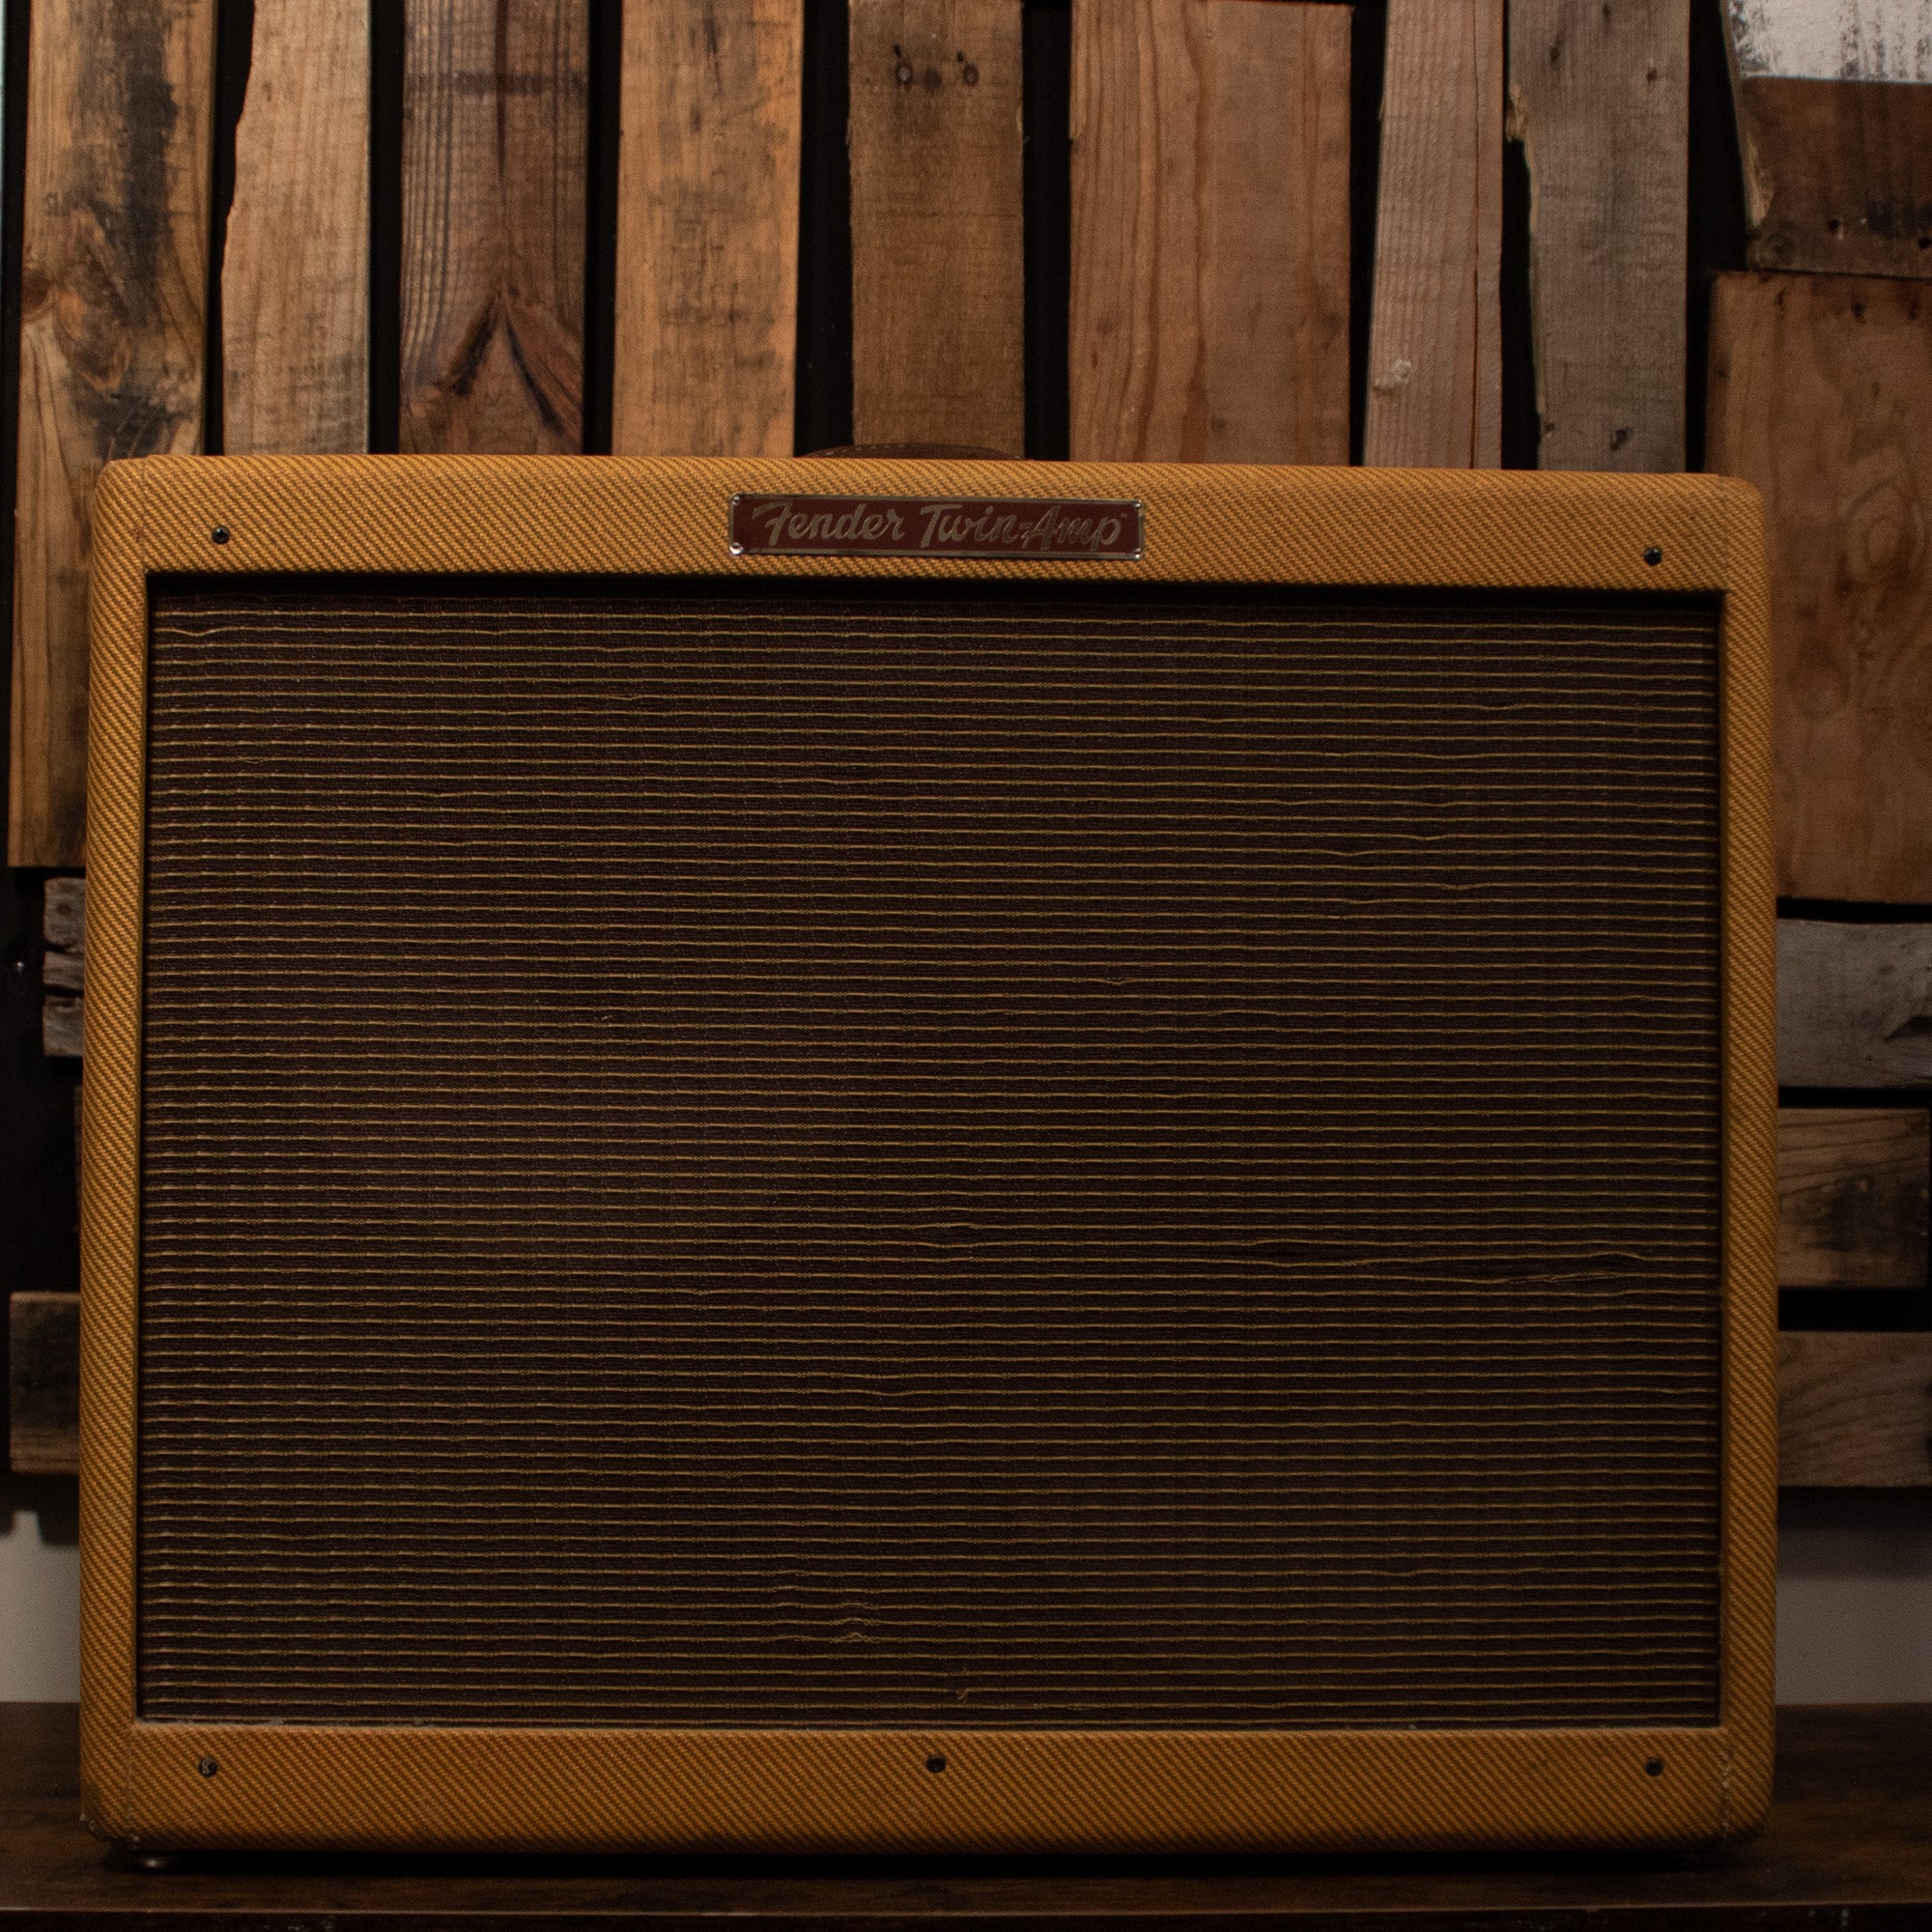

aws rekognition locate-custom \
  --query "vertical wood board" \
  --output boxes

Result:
[848,0,1025,454]
[1779,1331,1932,1487]
[1777,921,1932,1088]
[1778,1108,1929,1289]
[1508,0,1689,471]
[1708,272,1932,901]
[1069,0,1351,465]
[11,0,215,867]
[400,0,587,453]
[223,1,371,453]
[1363,0,1503,468]
[612,1,804,458]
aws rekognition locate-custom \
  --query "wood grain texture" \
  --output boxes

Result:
[400,0,586,453]
[612,1,804,458]
[1779,1108,1929,1288]
[848,0,1024,454]
[42,876,84,1019]
[43,876,84,952]
[10,0,214,867]
[42,997,82,1059]
[1780,1331,1932,1487]
[1732,78,1932,277]
[1507,0,1688,471]
[1363,0,1503,468]
[9,1293,79,1475]
[222,1,370,453]
[1069,0,1351,465]
[1777,921,1932,1089]
[1707,272,1932,900]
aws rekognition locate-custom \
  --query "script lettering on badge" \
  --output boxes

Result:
[728,495,1145,561]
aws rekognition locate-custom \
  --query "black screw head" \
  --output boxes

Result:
[1642,546,1662,566]
[962,63,979,84]
[211,526,230,545]
[925,1753,948,1774]
[196,1756,218,1777]
[1644,1756,1664,1777]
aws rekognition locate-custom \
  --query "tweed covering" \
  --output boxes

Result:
[78,455,1777,1853]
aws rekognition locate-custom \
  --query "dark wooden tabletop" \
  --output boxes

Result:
[4,1702,1929,1928]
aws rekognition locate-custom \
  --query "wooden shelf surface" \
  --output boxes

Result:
[3,1703,1929,1927]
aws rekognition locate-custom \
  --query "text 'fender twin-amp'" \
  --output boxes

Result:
[78,455,1776,1857]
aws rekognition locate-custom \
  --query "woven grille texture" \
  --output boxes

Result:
[137,580,1723,1730]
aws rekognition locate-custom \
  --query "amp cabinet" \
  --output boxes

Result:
[79,455,1776,1854]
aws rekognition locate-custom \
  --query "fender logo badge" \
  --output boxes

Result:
[729,495,1145,561]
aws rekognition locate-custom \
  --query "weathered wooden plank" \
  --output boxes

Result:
[1507,0,1688,471]
[41,951,83,994]
[9,1293,79,1476]
[1780,1109,1929,1289]
[1068,0,1351,465]
[400,0,586,453]
[1363,0,1503,468]
[11,0,215,867]
[1780,1330,1932,1487]
[42,877,84,952]
[611,1,804,458]
[1777,922,1932,1089]
[222,1,370,453]
[42,876,84,1015]
[1725,3,1932,275]
[1707,272,1932,901]
[42,999,83,1060]
[848,0,1024,454]
[1732,79,1932,278]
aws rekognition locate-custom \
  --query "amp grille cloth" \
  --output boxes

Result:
[137,580,1723,1729]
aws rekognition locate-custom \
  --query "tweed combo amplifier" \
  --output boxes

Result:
[79,454,1776,1856]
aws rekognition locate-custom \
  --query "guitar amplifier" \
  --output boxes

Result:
[79,454,1776,1855]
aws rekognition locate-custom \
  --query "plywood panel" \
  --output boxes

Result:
[1777,921,1932,1089]
[400,0,586,453]
[223,1,370,453]
[1780,1331,1932,1487]
[1508,0,1688,471]
[10,0,215,867]
[848,0,1024,453]
[1363,0,1503,469]
[1708,271,1932,901]
[1779,1108,1929,1289]
[1069,0,1351,465]
[612,1,804,458]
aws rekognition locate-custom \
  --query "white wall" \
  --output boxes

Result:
[6,1482,1929,1706]
[0,1490,78,1700]
[1777,1492,1932,1701]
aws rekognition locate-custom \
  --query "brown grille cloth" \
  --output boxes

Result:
[136,581,1723,1729]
